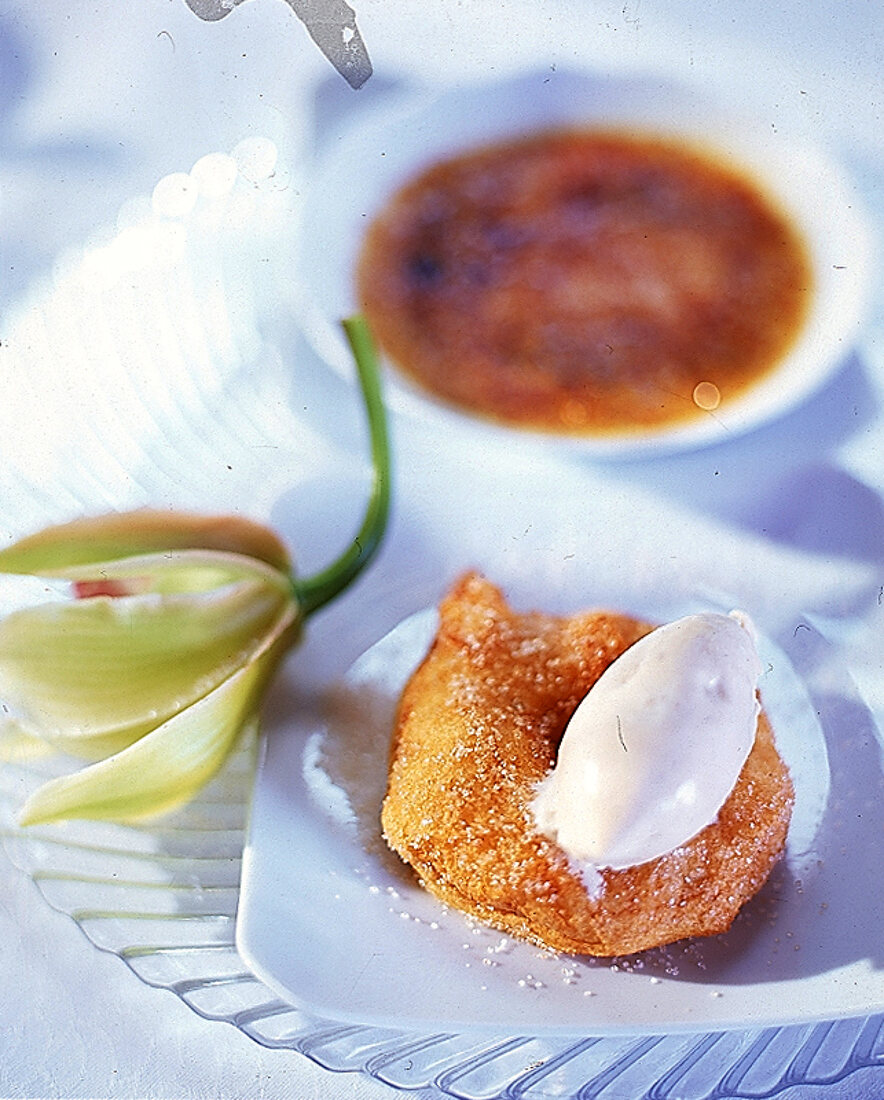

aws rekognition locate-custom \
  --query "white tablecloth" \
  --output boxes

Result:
[1,3,882,1098]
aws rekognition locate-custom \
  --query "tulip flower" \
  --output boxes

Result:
[0,316,390,826]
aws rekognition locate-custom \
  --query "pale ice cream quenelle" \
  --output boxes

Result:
[532,611,763,871]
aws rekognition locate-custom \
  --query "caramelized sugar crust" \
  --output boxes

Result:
[381,572,794,956]
[357,131,811,435]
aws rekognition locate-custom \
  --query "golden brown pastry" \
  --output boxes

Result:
[381,572,794,956]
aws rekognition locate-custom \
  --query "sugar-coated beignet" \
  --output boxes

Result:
[381,572,794,956]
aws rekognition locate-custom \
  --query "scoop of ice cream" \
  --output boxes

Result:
[532,611,762,870]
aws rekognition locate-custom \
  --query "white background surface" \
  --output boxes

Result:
[1,2,882,1097]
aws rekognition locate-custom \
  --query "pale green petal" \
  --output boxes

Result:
[18,607,295,826]
[0,570,298,759]
[0,509,291,575]
[0,718,53,763]
[51,547,292,596]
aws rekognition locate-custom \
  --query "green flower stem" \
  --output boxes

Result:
[294,316,391,617]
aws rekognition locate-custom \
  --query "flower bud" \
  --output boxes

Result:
[0,511,299,825]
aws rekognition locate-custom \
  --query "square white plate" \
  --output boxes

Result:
[237,431,884,1037]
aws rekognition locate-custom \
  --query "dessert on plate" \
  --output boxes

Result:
[381,572,794,956]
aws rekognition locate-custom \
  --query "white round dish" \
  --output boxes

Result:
[295,68,876,459]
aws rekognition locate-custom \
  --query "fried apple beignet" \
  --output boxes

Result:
[381,572,794,957]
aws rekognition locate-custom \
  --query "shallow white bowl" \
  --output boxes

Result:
[295,68,876,459]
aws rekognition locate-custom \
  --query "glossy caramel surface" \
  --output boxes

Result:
[358,130,811,435]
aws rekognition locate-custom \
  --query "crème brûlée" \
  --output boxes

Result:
[357,129,811,436]
[380,572,794,957]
